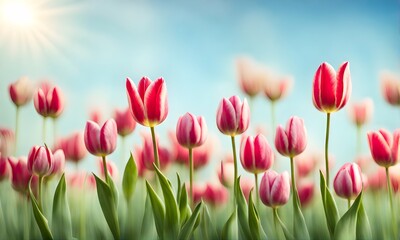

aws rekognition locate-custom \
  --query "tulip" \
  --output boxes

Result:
[8,157,37,195]
[349,98,373,154]
[259,170,290,208]
[139,133,172,171]
[380,72,400,106]
[368,168,399,193]
[48,149,65,178]
[27,145,53,177]
[216,95,250,205]
[295,153,317,178]
[203,182,228,207]
[217,155,235,188]
[114,107,136,137]
[0,128,15,157]
[89,108,103,125]
[67,171,96,190]
[0,155,10,181]
[97,158,119,181]
[55,132,87,164]
[189,183,205,205]
[333,163,362,207]
[297,181,314,207]
[312,62,352,187]
[236,57,264,98]
[240,177,254,202]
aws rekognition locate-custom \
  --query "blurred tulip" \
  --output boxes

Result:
[176,113,207,149]
[216,95,250,136]
[275,116,307,158]
[0,155,10,181]
[48,149,65,177]
[203,182,228,206]
[84,119,117,157]
[27,145,54,177]
[348,98,373,127]
[140,133,172,171]
[368,168,399,193]
[190,183,206,204]
[236,57,264,98]
[217,155,235,188]
[333,163,363,200]
[8,157,34,194]
[55,132,87,163]
[367,129,400,167]
[240,134,274,174]
[295,153,317,178]
[33,85,64,118]
[0,128,15,157]
[259,170,290,208]
[355,155,373,173]
[114,107,136,137]
[169,131,187,165]
[67,171,96,190]
[312,62,352,113]
[126,77,168,127]
[240,177,254,202]
[297,181,314,207]
[89,108,103,125]
[264,75,293,102]
[9,77,34,107]
[98,158,119,181]
[380,71,400,106]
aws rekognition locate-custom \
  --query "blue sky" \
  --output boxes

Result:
[0,0,399,179]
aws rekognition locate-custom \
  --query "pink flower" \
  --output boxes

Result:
[275,116,307,158]
[368,168,399,193]
[8,157,36,194]
[264,75,293,102]
[348,98,373,126]
[139,133,172,171]
[333,163,363,200]
[190,183,206,204]
[89,108,103,125]
[9,77,34,107]
[0,128,15,157]
[67,171,96,190]
[84,119,117,157]
[240,177,254,202]
[114,107,137,137]
[367,129,400,167]
[33,85,64,118]
[48,149,65,177]
[240,134,274,174]
[203,182,228,206]
[55,132,87,163]
[27,145,54,176]
[380,72,400,106]
[217,155,235,188]
[176,113,207,149]
[0,155,10,181]
[297,181,314,207]
[126,77,168,127]
[259,170,290,208]
[236,57,265,97]
[312,62,352,113]
[98,158,119,181]
[216,95,250,136]
[295,153,317,178]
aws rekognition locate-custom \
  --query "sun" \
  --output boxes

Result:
[1,1,36,28]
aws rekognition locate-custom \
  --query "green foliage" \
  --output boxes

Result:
[122,153,138,203]
[52,174,72,240]
[320,171,340,237]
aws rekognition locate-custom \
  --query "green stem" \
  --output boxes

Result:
[356,125,362,156]
[254,173,259,208]
[121,136,126,162]
[385,167,397,239]
[150,127,160,169]
[189,148,194,208]
[53,118,57,149]
[42,117,47,144]
[38,175,43,211]
[290,156,297,230]
[14,106,20,155]
[102,156,109,183]
[347,199,351,210]
[230,136,238,205]
[324,113,331,186]
[273,208,286,240]
[79,186,86,240]
[271,101,276,140]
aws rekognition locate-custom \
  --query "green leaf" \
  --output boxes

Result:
[248,189,267,240]
[320,171,340,236]
[29,178,53,240]
[107,174,119,209]
[145,181,165,240]
[176,173,182,201]
[179,183,191,226]
[93,173,120,239]
[200,204,218,240]
[122,153,138,203]
[154,164,180,239]
[293,184,310,239]
[235,177,252,240]
[334,192,363,240]
[178,202,203,240]
[141,193,154,238]
[52,174,72,240]
[221,210,236,240]
[356,200,372,240]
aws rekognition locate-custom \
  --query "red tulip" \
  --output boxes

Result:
[139,133,172,171]
[264,75,293,102]
[217,155,235,188]
[189,183,205,204]
[203,182,228,206]
[259,170,290,208]
[367,129,400,167]
[295,153,317,178]
[240,177,254,202]
[8,157,35,194]
[126,77,168,127]
[176,113,207,149]
[9,77,34,107]
[27,145,54,176]
[84,119,117,157]
[236,57,265,97]
[48,149,65,177]
[297,181,314,207]
[33,85,64,118]
[0,128,15,157]
[380,72,400,106]
[333,163,363,200]
[98,158,119,181]
[348,98,373,126]
[55,132,87,163]
[275,116,307,158]
[312,62,352,113]
[240,134,274,174]
[0,155,10,181]
[368,168,399,193]
[114,107,137,137]
[216,95,250,136]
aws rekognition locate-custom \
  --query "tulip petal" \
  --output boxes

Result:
[48,87,64,117]
[216,98,236,135]
[275,125,289,157]
[367,131,391,166]
[100,119,117,155]
[84,121,101,156]
[34,89,48,116]
[144,78,168,126]
[336,62,351,110]
[126,78,146,125]
[391,130,400,165]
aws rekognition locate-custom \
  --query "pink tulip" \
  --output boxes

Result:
[295,153,317,178]
[126,77,168,127]
[264,75,293,102]
[33,85,64,118]
[67,171,96,190]
[0,128,15,157]
[8,157,35,194]
[139,133,172,171]
[367,129,400,167]
[354,155,373,173]
[9,77,34,107]
[0,155,10,181]
[176,113,207,149]
[348,98,373,126]
[275,116,307,158]
[217,155,235,188]
[312,62,352,113]
[89,108,103,125]
[27,145,54,176]
[190,183,206,204]
[98,158,119,181]
[169,131,187,165]
[240,177,254,202]
[368,168,399,193]
[297,181,314,207]
[333,163,363,200]
[259,170,290,208]
[203,182,228,206]
[114,107,137,137]
[216,95,250,136]
[240,134,274,174]
[48,149,65,177]
[236,57,264,97]
[55,132,87,163]
[380,72,400,106]
[84,119,117,157]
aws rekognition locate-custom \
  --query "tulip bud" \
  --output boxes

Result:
[275,116,307,158]
[84,119,117,157]
[216,95,250,136]
[0,155,10,181]
[240,134,274,174]
[203,182,228,206]
[0,128,15,157]
[8,157,34,194]
[348,98,373,127]
[176,113,207,149]
[367,129,400,167]
[55,132,87,163]
[380,71,400,106]
[259,170,290,208]
[9,77,34,107]
[33,85,64,118]
[333,163,363,200]
[217,155,235,188]
[27,145,53,176]
[114,107,136,137]
[264,75,293,102]
[236,57,264,97]
[297,181,314,207]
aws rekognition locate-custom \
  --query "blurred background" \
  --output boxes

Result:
[0,0,399,180]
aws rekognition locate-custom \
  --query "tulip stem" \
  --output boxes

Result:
[230,136,238,204]
[385,167,396,239]
[254,173,259,208]
[42,117,47,144]
[324,113,331,186]
[189,148,193,208]
[102,156,109,183]
[14,106,20,155]
[53,118,57,149]
[347,199,351,210]
[289,156,298,230]
[150,127,160,169]
[38,175,43,211]
[273,208,286,240]
[271,101,276,140]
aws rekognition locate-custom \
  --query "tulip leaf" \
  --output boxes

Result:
[107,174,119,209]
[334,192,363,240]
[178,201,203,240]
[179,183,191,226]
[52,174,72,240]
[356,200,372,240]
[275,209,294,240]
[320,171,340,236]
[235,177,252,240]
[292,185,310,240]
[141,193,155,238]
[93,173,120,240]
[153,164,180,239]
[29,178,54,240]
[248,189,267,240]
[200,204,218,240]
[176,173,182,201]
[122,153,138,203]
[221,210,236,240]
[145,180,165,239]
